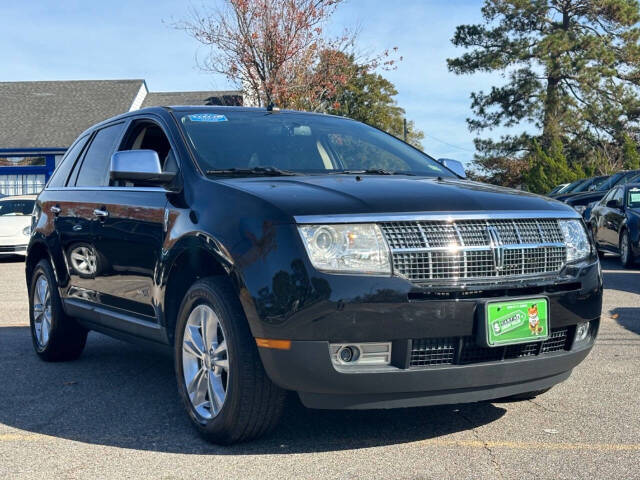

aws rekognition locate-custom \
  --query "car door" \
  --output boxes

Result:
[610,187,628,252]
[592,189,615,248]
[602,188,625,248]
[59,122,127,303]
[89,117,173,320]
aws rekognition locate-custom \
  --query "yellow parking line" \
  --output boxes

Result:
[1,432,639,452]
[0,433,44,442]
[418,439,640,451]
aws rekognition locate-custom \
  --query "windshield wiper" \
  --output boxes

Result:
[329,169,416,176]
[205,166,299,177]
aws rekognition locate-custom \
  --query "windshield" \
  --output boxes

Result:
[572,178,597,193]
[597,172,626,191]
[587,176,608,191]
[178,110,455,177]
[561,179,586,193]
[629,187,640,209]
[614,171,640,187]
[0,200,34,216]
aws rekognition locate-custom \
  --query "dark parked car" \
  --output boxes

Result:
[557,173,630,202]
[589,183,640,267]
[547,183,570,196]
[567,175,608,196]
[26,106,602,444]
[549,178,589,198]
[564,170,640,222]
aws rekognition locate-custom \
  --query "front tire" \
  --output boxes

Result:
[174,277,285,444]
[620,230,635,268]
[29,259,88,361]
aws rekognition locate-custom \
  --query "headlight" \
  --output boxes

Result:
[22,226,31,236]
[559,219,590,262]
[298,224,391,274]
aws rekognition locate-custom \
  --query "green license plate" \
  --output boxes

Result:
[485,298,549,347]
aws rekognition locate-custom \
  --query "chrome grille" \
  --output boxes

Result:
[380,218,566,284]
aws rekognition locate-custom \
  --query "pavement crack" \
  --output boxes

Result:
[528,398,566,413]
[455,409,505,480]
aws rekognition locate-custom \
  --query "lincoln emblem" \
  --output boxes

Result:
[486,226,504,271]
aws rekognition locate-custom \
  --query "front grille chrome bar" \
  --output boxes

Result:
[379,218,567,285]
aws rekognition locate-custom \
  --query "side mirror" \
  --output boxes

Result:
[110,150,176,188]
[438,158,467,178]
[606,199,621,209]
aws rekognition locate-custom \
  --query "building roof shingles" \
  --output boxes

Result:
[0,80,145,149]
[0,80,243,150]
[141,91,242,108]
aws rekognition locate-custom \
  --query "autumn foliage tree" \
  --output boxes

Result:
[176,0,422,145]
[178,0,395,107]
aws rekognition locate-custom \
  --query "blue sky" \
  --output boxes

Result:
[1,0,506,166]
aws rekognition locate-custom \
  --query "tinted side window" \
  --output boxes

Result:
[613,187,624,204]
[48,135,89,188]
[75,123,125,187]
[601,189,616,204]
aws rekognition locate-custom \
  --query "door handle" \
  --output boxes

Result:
[93,209,109,218]
[50,206,61,215]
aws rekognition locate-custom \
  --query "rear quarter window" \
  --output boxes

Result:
[48,135,89,188]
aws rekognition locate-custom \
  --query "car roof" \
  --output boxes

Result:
[0,195,37,201]
[81,105,352,135]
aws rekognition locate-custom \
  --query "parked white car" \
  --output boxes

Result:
[0,195,36,257]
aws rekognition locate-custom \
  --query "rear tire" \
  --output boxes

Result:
[620,230,635,268]
[174,277,285,444]
[29,259,88,361]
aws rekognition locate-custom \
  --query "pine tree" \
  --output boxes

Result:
[448,0,640,188]
[622,133,640,169]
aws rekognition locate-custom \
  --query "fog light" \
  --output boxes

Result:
[338,345,359,363]
[575,322,590,342]
[330,342,391,367]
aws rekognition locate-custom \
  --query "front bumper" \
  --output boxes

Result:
[0,244,27,256]
[259,333,595,409]
[256,260,602,409]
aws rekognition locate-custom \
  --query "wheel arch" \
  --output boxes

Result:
[161,232,254,345]
[25,240,58,288]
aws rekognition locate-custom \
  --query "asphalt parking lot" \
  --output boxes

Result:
[0,256,638,479]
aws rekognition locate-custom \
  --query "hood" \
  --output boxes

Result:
[564,190,607,206]
[219,175,576,218]
[0,215,30,237]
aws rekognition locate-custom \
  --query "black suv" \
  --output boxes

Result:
[26,107,602,444]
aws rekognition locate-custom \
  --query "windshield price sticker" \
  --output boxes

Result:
[185,114,228,123]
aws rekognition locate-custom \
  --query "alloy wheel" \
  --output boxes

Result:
[182,304,229,420]
[621,232,630,263]
[70,246,97,275]
[33,274,52,348]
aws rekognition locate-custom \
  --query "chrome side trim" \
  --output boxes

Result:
[46,186,167,193]
[294,210,581,224]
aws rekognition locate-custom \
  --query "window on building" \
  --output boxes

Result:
[0,174,46,195]
[0,156,46,167]
[74,123,125,187]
